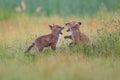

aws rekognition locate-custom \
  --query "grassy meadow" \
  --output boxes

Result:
[0,13,120,80]
[0,0,120,80]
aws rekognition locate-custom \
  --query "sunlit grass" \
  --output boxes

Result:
[0,12,120,80]
[0,54,120,80]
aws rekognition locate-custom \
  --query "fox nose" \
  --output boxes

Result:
[67,29,70,32]
[62,27,64,29]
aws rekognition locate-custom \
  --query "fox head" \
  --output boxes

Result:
[49,24,64,35]
[65,21,81,35]
[65,21,82,32]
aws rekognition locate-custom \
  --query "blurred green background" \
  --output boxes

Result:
[0,0,120,20]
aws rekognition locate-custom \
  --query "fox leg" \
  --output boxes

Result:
[36,45,44,52]
[51,44,56,50]
[64,35,73,40]
[69,42,76,47]
[35,43,44,52]
[38,47,44,52]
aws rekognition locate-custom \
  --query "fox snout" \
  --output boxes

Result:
[61,27,64,30]
[62,27,64,29]
[60,27,64,34]
[67,29,70,32]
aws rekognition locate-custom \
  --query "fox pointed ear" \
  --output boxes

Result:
[78,22,82,25]
[49,24,54,30]
[75,22,82,27]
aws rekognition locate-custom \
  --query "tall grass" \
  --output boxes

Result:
[0,10,120,80]
[0,11,120,57]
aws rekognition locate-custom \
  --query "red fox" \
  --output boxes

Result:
[64,21,96,48]
[25,24,64,53]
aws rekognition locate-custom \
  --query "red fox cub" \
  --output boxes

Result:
[64,21,96,48]
[25,24,64,53]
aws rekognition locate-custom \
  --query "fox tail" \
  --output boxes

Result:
[25,43,35,53]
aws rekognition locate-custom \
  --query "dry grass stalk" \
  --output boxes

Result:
[36,7,41,13]
[21,0,26,11]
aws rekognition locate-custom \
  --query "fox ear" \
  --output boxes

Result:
[49,24,54,30]
[75,22,82,27]
[78,22,82,25]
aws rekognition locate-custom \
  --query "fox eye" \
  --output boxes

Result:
[65,23,70,25]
